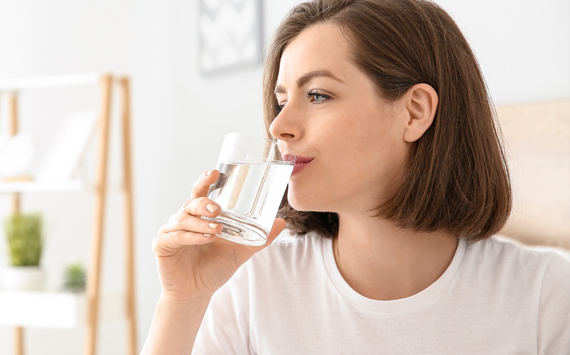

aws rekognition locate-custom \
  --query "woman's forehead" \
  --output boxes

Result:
[277,23,354,86]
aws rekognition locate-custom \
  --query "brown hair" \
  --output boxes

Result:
[262,0,511,240]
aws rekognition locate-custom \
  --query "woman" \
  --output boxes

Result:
[142,0,570,353]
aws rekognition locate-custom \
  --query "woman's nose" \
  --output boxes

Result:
[269,105,299,141]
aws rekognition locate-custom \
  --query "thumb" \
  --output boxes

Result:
[234,218,286,263]
[263,218,287,247]
[240,217,286,252]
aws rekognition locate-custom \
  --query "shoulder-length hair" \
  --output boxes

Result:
[262,0,511,241]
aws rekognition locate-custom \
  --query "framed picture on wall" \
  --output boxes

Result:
[198,0,264,75]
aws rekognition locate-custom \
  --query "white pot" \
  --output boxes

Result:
[2,266,45,292]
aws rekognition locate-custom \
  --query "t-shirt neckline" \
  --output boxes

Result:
[320,234,466,313]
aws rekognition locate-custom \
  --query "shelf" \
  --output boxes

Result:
[0,180,85,194]
[0,290,124,329]
[0,73,100,91]
[0,74,137,354]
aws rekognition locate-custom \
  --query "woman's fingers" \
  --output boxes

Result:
[153,231,216,257]
[168,197,221,224]
[159,211,223,236]
[183,197,221,218]
[155,197,224,255]
[156,170,224,255]
[191,169,220,199]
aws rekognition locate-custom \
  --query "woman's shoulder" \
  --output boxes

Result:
[462,235,570,287]
[467,235,569,263]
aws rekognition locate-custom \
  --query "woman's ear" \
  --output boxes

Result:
[402,83,438,143]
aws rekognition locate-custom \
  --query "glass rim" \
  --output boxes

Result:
[226,132,296,164]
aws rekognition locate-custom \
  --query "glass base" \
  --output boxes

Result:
[203,210,268,246]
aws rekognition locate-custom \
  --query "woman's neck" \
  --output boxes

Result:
[333,213,458,301]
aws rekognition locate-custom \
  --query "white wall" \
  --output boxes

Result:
[437,0,570,104]
[0,0,567,353]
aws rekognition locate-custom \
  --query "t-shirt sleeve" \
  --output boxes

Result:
[537,253,570,355]
[192,263,254,355]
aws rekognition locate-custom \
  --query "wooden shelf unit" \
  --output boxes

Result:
[0,73,137,355]
[0,290,125,329]
[0,180,85,193]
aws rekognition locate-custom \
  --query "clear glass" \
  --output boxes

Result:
[204,132,296,246]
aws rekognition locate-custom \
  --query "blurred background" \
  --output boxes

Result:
[0,0,568,354]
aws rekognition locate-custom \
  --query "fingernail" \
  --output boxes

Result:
[206,204,219,213]
[203,233,211,237]
[205,170,213,176]
[209,223,219,229]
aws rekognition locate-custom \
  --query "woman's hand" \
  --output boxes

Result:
[152,169,286,304]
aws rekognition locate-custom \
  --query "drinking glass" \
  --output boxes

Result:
[203,132,296,246]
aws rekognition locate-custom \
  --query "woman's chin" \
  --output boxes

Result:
[288,191,327,212]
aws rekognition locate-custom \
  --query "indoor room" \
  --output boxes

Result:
[0,0,568,354]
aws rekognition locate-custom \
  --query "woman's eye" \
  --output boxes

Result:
[308,92,330,104]
[274,102,285,114]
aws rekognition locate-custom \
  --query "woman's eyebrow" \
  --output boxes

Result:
[274,70,345,94]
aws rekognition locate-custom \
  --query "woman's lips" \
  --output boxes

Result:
[285,155,313,176]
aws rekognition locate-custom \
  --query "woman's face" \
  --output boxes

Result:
[270,22,411,215]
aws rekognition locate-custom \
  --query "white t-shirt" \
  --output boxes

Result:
[193,233,570,354]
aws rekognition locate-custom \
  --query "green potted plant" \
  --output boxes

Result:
[2,213,44,292]
[61,262,86,292]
